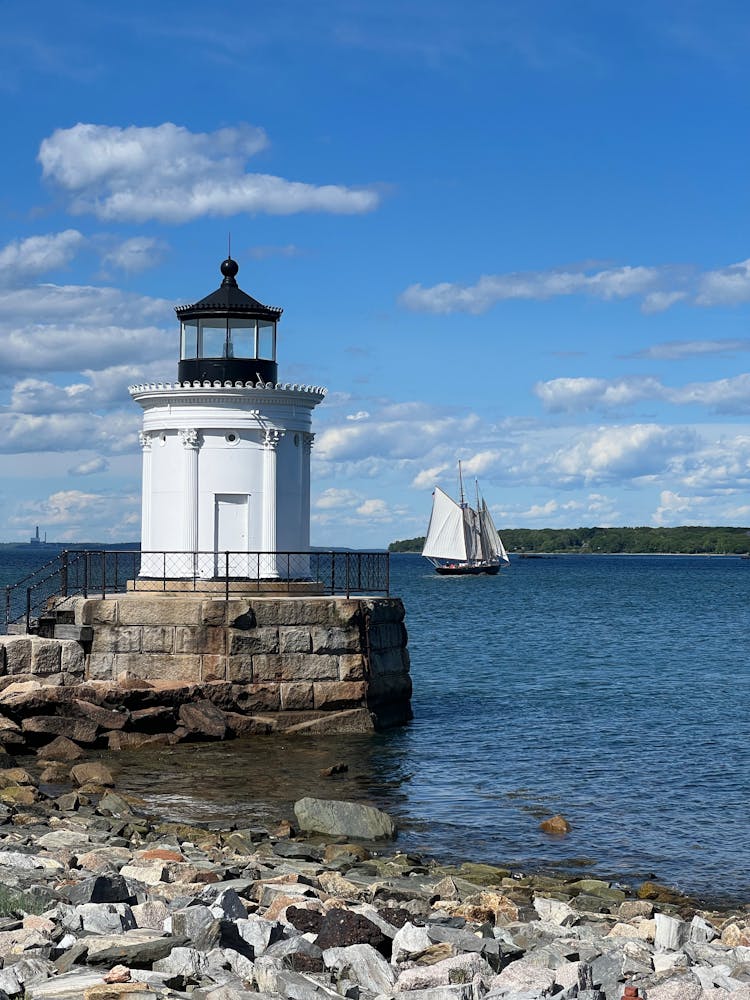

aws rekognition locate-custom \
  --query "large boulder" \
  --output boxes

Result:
[294,796,396,840]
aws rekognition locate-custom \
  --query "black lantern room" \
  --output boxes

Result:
[176,258,282,385]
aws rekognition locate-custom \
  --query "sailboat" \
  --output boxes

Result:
[422,462,510,575]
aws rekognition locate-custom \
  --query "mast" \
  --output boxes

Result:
[458,460,466,507]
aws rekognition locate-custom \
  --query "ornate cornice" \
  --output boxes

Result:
[138,431,153,451]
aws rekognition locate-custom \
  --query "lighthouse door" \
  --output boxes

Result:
[214,494,250,577]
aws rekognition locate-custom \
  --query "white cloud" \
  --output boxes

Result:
[399,264,662,314]
[0,230,84,285]
[535,376,665,412]
[356,498,391,519]
[0,409,140,455]
[315,488,360,509]
[8,489,139,542]
[696,259,750,306]
[411,463,450,488]
[346,410,370,421]
[39,123,380,223]
[102,236,167,273]
[551,424,697,485]
[535,373,750,415]
[652,489,701,526]
[631,339,750,360]
[68,457,109,476]
[399,257,750,315]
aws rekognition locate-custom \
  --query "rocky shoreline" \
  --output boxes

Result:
[0,741,747,1000]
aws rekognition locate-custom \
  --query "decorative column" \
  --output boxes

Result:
[179,428,200,575]
[138,431,155,576]
[262,429,283,577]
[302,432,315,549]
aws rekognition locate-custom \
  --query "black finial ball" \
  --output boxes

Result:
[221,257,239,279]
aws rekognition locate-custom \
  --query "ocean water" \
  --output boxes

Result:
[2,547,748,901]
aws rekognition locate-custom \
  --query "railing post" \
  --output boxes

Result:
[287,552,290,592]
[4,586,10,632]
[101,550,106,600]
[345,554,351,599]
[225,552,229,602]
[114,552,119,593]
[357,552,362,592]
[162,552,167,592]
[83,553,89,598]
[25,587,31,633]
[331,552,336,595]
[60,551,68,599]
[385,552,390,595]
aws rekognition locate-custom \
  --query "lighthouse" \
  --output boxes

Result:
[129,257,326,580]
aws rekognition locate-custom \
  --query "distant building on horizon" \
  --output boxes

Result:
[29,526,47,546]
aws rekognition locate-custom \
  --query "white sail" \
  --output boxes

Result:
[422,487,468,561]
[480,500,510,564]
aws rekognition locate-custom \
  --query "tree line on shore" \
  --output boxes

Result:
[389,525,750,554]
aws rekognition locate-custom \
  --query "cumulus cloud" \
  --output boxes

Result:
[535,373,750,415]
[399,257,750,315]
[356,498,392,519]
[551,424,697,484]
[315,488,360,509]
[412,463,450,488]
[9,489,139,542]
[400,264,662,314]
[0,230,84,285]
[0,409,140,456]
[696,259,750,306]
[101,236,168,273]
[68,457,109,476]
[535,376,665,413]
[39,123,380,223]
[0,280,173,377]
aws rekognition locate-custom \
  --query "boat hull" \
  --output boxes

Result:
[434,562,501,576]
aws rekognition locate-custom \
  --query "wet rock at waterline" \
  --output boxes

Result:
[293,795,397,839]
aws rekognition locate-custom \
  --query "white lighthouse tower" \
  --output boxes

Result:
[129,257,325,580]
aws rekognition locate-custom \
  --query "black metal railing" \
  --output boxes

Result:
[3,549,389,634]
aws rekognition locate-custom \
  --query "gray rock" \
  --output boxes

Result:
[396,952,494,992]
[210,888,248,920]
[690,914,718,943]
[153,945,210,980]
[169,904,221,951]
[392,920,433,963]
[533,895,578,926]
[488,958,558,997]
[427,923,502,969]
[394,988,474,1000]
[81,927,182,964]
[323,942,396,994]
[294,796,396,840]
[65,873,135,905]
[63,901,135,935]
[24,971,107,999]
[655,912,689,952]
[272,969,347,1000]
[233,914,285,957]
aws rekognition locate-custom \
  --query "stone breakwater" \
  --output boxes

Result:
[0,757,747,999]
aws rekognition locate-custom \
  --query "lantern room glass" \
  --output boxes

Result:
[181,320,198,359]
[200,318,228,358]
[258,321,276,360]
[228,318,255,358]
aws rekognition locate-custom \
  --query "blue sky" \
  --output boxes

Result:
[2,0,750,545]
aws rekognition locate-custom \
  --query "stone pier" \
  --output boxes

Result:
[0,594,412,739]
